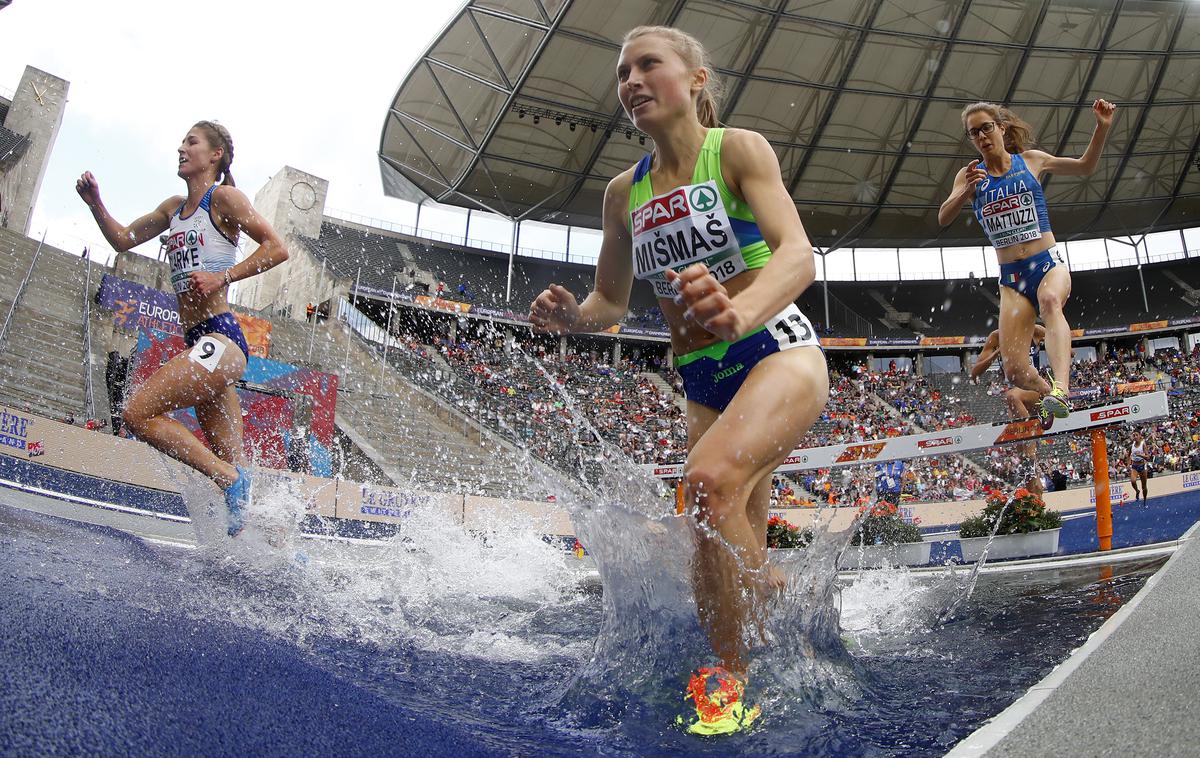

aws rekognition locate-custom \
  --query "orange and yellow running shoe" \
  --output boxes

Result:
[676,666,761,736]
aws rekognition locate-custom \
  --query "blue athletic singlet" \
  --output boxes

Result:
[971,153,1052,250]
[166,184,239,295]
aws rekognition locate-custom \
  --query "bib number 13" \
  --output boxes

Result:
[770,313,812,346]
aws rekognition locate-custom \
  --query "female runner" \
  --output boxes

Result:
[77,121,289,536]
[939,99,1116,425]
[971,325,1047,492]
[1128,429,1150,502]
[529,26,828,734]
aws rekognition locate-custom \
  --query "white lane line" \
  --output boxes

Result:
[0,476,191,523]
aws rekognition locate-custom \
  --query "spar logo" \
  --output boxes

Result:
[689,185,717,212]
[1090,405,1131,422]
[981,195,1021,218]
[0,409,31,452]
[184,229,199,247]
[631,187,691,236]
[654,466,682,477]
[918,436,960,450]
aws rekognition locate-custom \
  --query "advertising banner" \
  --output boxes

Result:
[821,337,869,347]
[1116,380,1155,394]
[97,274,272,358]
[414,295,472,314]
[1129,320,1169,332]
[128,329,338,476]
[920,336,966,346]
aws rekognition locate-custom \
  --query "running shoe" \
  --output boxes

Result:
[676,666,761,736]
[1037,402,1054,431]
[1041,380,1072,419]
[224,466,252,537]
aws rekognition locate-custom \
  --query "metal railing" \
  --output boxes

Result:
[0,231,45,355]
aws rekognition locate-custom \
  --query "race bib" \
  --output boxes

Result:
[649,252,748,298]
[765,303,820,350]
[166,228,204,294]
[631,180,746,292]
[188,335,226,373]
[979,191,1041,248]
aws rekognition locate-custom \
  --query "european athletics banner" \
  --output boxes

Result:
[127,329,338,476]
[97,274,273,358]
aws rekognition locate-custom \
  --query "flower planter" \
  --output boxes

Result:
[958,528,1061,563]
[838,539,932,570]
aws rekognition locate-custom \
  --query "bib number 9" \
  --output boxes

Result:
[188,335,226,373]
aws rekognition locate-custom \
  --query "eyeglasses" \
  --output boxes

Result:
[967,121,998,139]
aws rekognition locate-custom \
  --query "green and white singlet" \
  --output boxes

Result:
[626,128,772,299]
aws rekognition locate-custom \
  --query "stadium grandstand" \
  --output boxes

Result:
[5,1,1200,752]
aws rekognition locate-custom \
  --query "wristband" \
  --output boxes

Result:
[223,270,233,288]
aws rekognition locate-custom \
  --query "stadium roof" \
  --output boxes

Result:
[379,0,1200,248]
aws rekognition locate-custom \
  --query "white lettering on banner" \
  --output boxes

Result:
[1089,484,1131,504]
[1091,406,1131,422]
[918,436,955,450]
[137,301,182,324]
[631,180,745,292]
[642,392,1171,478]
[0,409,30,451]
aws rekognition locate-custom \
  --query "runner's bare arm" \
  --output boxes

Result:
[716,128,816,333]
[76,172,177,252]
[1023,100,1115,178]
[938,160,985,227]
[189,187,289,298]
[969,332,1001,381]
[530,172,634,334]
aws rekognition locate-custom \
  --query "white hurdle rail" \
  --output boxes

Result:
[644,391,1170,479]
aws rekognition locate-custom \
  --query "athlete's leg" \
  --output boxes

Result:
[687,406,784,592]
[684,346,828,672]
[1005,388,1040,459]
[1130,467,1141,498]
[1037,266,1073,392]
[194,384,246,467]
[998,287,1051,395]
[123,335,247,487]
[1139,468,1149,500]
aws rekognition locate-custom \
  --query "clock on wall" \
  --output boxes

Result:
[289,181,316,211]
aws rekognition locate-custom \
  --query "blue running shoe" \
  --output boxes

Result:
[224,466,252,537]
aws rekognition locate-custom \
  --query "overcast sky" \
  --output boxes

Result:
[1,0,471,261]
[2,2,1193,277]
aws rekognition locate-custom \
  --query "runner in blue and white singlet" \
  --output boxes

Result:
[78,121,290,538]
[939,99,1116,428]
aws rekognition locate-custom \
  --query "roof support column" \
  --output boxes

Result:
[505,220,521,304]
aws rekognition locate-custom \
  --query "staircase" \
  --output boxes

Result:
[0,230,94,420]
[267,314,550,498]
[641,371,685,411]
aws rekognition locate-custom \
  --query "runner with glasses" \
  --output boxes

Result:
[939,100,1115,426]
